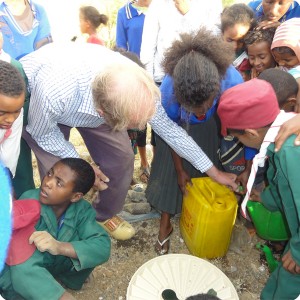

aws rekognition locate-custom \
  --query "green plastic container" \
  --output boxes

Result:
[247,201,290,241]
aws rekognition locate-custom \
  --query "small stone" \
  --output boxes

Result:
[229,265,237,273]
[123,202,151,214]
[258,265,266,273]
[127,190,147,203]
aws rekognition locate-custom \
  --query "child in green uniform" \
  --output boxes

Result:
[0,158,111,300]
[217,78,300,299]
[0,31,35,197]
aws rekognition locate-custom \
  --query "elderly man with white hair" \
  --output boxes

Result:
[20,42,237,241]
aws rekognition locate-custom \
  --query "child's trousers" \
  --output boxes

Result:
[0,250,93,300]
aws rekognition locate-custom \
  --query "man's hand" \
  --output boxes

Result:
[92,165,110,191]
[282,250,300,274]
[275,114,300,152]
[29,231,61,255]
[206,166,238,191]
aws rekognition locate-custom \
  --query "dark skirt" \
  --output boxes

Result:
[146,113,223,215]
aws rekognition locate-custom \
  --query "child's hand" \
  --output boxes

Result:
[176,169,192,195]
[92,165,110,191]
[250,189,261,202]
[256,20,281,30]
[29,231,61,255]
[282,250,300,274]
[275,114,300,152]
[236,160,252,192]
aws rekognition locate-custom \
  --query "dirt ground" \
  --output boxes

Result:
[32,129,270,300]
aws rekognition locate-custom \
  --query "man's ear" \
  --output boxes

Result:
[71,192,83,203]
[244,129,260,139]
[96,108,104,117]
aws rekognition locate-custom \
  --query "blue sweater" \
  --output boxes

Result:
[0,1,51,60]
[161,65,243,125]
[116,2,146,57]
[249,0,300,22]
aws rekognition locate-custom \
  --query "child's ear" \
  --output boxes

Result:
[71,192,83,203]
[283,98,297,112]
[245,129,260,139]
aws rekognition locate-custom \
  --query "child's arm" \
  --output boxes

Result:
[29,231,78,258]
[170,149,192,195]
[277,143,300,270]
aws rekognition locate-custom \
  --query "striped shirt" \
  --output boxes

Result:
[20,42,213,173]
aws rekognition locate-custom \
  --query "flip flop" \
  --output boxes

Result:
[155,227,173,255]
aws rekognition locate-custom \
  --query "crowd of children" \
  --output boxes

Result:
[1,0,300,299]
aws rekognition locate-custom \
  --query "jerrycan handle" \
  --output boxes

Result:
[201,180,227,209]
[200,181,215,205]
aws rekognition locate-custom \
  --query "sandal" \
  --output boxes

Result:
[155,227,173,255]
[140,166,150,183]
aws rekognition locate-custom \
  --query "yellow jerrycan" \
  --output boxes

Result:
[180,177,238,259]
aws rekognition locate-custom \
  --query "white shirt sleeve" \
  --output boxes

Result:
[149,101,213,173]
[26,86,80,159]
[0,108,23,176]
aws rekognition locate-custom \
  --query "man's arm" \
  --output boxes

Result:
[26,86,79,159]
[149,101,237,190]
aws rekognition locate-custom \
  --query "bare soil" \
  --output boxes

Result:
[32,129,270,300]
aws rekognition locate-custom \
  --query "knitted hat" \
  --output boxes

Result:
[6,200,41,266]
[271,18,300,61]
[217,78,280,136]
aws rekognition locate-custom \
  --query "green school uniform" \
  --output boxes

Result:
[260,136,300,299]
[0,189,111,300]
[10,58,35,198]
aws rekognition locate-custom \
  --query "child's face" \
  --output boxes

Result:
[189,94,215,118]
[247,41,276,74]
[272,50,300,69]
[231,128,267,149]
[0,93,24,129]
[262,0,293,21]
[223,24,250,53]
[79,12,89,34]
[40,162,79,210]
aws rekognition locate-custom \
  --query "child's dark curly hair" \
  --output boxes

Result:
[0,60,25,97]
[59,158,95,195]
[162,27,234,110]
[244,27,276,51]
[220,3,257,33]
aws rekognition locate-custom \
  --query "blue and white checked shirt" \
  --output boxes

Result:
[20,42,213,173]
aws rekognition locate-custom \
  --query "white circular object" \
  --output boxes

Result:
[127,254,239,300]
